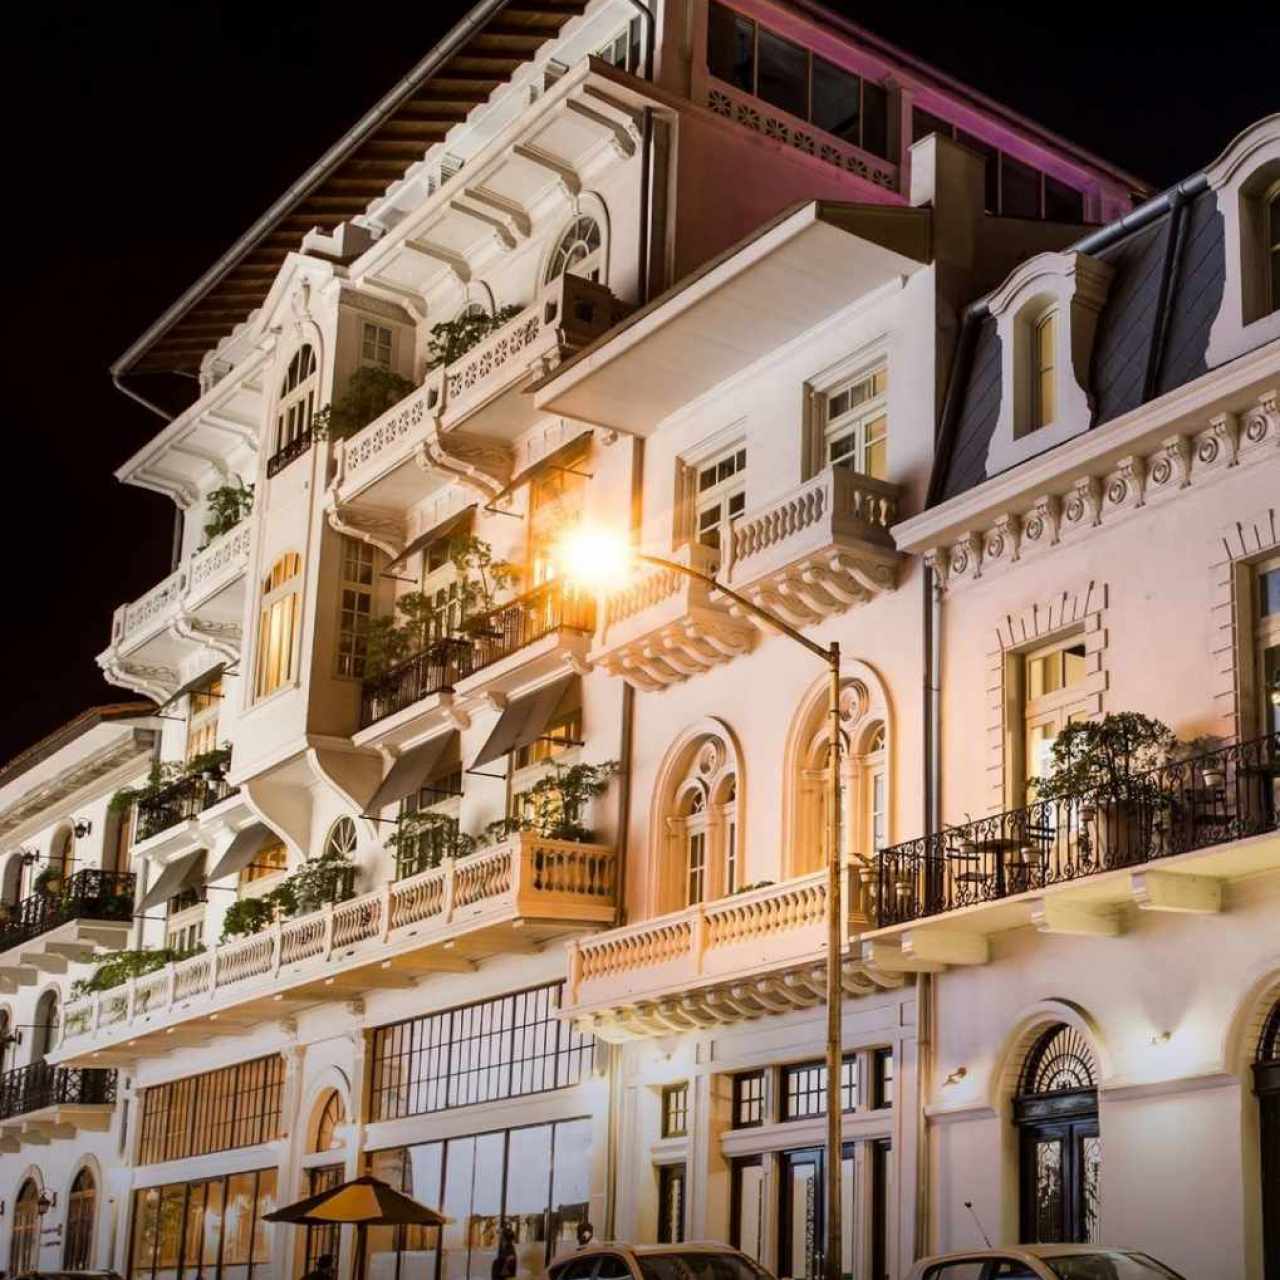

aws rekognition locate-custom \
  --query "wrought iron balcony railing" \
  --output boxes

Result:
[360,637,473,729]
[266,428,313,478]
[0,1061,117,1120]
[875,733,1280,927]
[136,770,237,842]
[0,868,136,954]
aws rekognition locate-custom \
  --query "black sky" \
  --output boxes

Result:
[3,1,1275,765]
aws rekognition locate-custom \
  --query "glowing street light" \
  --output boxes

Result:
[558,526,848,1280]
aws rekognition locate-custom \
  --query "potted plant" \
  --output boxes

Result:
[425,305,522,370]
[200,476,254,547]
[311,367,417,442]
[1033,713,1177,868]
[482,760,620,846]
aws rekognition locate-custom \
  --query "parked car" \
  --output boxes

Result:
[545,1243,776,1280]
[907,1244,1186,1280]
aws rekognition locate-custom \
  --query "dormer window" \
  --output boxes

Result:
[1030,310,1057,432]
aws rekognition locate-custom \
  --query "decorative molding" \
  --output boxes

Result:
[326,503,406,561]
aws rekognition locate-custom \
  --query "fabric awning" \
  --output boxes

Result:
[206,823,277,883]
[157,663,226,712]
[483,432,593,511]
[139,849,207,911]
[364,731,459,815]
[471,674,577,770]
[384,506,476,574]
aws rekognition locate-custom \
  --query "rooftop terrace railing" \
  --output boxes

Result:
[875,733,1280,927]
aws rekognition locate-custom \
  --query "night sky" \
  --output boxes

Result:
[3,1,1275,765]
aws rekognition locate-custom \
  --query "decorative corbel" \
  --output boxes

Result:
[443,695,472,732]
[1241,392,1277,448]
[1117,454,1147,507]
[1159,434,1192,489]
[417,427,512,499]
[1025,493,1062,547]
[923,546,950,592]
[325,503,405,561]
[994,512,1023,562]
[1209,411,1241,467]
[1071,475,1104,527]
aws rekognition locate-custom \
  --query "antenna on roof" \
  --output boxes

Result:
[963,1201,992,1248]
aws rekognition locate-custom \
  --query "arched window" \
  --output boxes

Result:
[661,733,740,910]
[34,988,60,1063]
[305,1091,347,1274]
[255,553,303,700]
[1,854,21,906]
[1254,998,1280,1273]
[324,817,359,861]
[276,344,318,456]
[10,1178,40,1275]
[315,1089,346,1153]
[1014,1022,1100,1244]
[787,675,890,878]
[64,1167,96,1270]
[545,215,603,284]
[50,825,75,883]
[1029,309,1057,431]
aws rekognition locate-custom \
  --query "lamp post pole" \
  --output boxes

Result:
[634,555,844,1280]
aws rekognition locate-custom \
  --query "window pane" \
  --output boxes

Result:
[222,1174,256,1267]
[441,1136,476,1280]
[131,1188,160,1279]
[707,2,753,90]
[550,1118,593,1260]
[861,79,889,158]
[1260,568,1280,617]
[507,1125,552,1273]
[1002,154,1042,219]
[756,26,808,119]
[733,1161,765,1262]
[469,1131,506,1279]
[811,56,860,142]
[1045,175,1085,224]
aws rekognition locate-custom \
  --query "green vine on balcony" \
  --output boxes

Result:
[312,367,417,442]
[388,812,476,877]
[425,304,522,370]
[200,476,254,548]
[482,760,620,846]
[68,947,204,1001]
[108,746,232,814]
[219,847,357,942]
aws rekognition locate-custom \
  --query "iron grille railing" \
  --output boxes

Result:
[468,578,595,672]
[876,732,1280,927]
[393,818,469,881]
[0,868,135,954]
[0,1061,117,1120]
[137,770,236,841]
[359,581,594,728]
[266,428,313,477]
[359,637,473,728]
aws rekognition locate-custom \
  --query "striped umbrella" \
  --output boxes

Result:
[264,1175,447,1279]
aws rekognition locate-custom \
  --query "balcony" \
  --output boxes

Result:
[56,833,616,1065]
[136,770,237,843]
[563,866,900,1042]
[0,870,135,982]
[862,734,1280,971]
[99,519,253,703]
[332,274,629,510]
[357,581,595,746]
[0,1063,117,1148]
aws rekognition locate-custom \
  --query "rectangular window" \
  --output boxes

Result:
[128,1169,276,1280]
[337,536,376,678]
[1031,311,1057,430]
[706,4,890,159]
[662,1083,690,1137]
[1257,556,1280,735]
[732,1069,766,1127]
[240,838,288,886]
[138,1056,284,1164]
[1022,633,1089,799]
[730,1156,766,1263]
[369,982,594,1121]
[528,444,590,587]
[873,1048,894,1109]
[695,445,747,554]
[398,766,464,880]
[657,1164,687,1243]
[361,321,393,370]
[781,1057,856,1120]
[687,828,708,905]
[825,364,888,479]
[185,674,222,761]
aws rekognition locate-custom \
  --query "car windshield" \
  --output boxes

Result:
[635,1252,770,1280]
[1042,1252,1185,1280]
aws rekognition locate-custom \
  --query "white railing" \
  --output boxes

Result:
[187,520,254,598]
[60,835,615,1048]
[568,865,873,1004]
[118,570,184,641]
[601,543,720,631]
[341,385,429,481]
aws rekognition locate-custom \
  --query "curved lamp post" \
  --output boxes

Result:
[559,530,846,1280]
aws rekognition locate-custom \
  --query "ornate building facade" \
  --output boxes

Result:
[1,2,1275,1278]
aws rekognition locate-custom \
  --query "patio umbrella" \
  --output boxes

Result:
[264,1174,447,1280]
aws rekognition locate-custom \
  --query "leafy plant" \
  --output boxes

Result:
[68,947,202,1000]
[484,760,620,845]
[389,811,475,877]
[1033,713,1178,806]
[312,367,416,442]
[733,880,776,895]
[219,895,278,943]
[425,305,522,370]
[109,748,231,814]
[451,536,517,626]
[289,847,357,915]
[34,864,64,894]
[201,476,254,547]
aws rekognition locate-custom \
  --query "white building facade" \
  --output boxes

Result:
[2,2,1275,1279]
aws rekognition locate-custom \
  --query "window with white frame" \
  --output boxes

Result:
[336,536,376,678]
[398,764,464,879]
[664,737,739,907]
[1030,310,1058,432]
[546,215,603,283]
[861,722,887,854]
[255,553,302,700]
[684,790,709,905]
[825,365,888,478]
[1256,555,1280,735]
[695,445,747,553]
[361,321,393,370]
[185,674,222,761]
[275,345,318,454]
[165,885,205,952]
[1021,633,1089,800]
[421,533,465,642]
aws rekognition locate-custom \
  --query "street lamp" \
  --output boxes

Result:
[559,529,847,1280]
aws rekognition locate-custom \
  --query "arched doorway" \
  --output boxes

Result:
[304,1090,347,1274]
[1255,999,1280,1279]
[64,1167,96,1270]
[1014,1022,1101,1243]
[10,1178,41,1274]
[1,854,22,906]
[32,989,59,1063]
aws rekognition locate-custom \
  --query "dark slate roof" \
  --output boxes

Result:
[929,186,1229,507]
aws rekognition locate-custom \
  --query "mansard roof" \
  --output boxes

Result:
[112,0,588,378]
